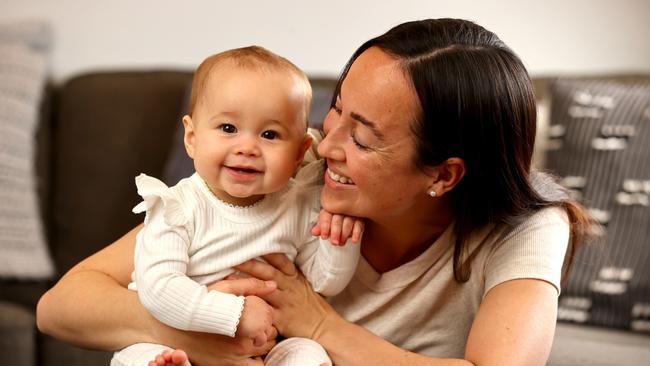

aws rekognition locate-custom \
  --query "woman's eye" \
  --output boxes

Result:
[219,124,237,133]
[351,133,370,150]
[332,104,342,114]
[261,130,279,140]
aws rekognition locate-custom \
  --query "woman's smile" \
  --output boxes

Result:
[325,167,355,185]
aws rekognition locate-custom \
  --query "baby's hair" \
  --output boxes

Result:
[188,45,312,128]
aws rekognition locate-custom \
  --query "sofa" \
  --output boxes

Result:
[1,69,650,365]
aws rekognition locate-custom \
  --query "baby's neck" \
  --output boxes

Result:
[203,181,266,208]
[216,193,266,208]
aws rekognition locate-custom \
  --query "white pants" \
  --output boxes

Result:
[111,337,331,366]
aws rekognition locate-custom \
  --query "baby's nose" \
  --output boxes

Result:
[235,135,261,156]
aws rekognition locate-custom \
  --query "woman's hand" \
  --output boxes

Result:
[234,254,338,340]
[36,225,279,366]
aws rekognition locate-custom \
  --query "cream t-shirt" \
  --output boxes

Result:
[328,206,569,358]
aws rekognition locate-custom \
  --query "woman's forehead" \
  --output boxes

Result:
[341,47,420,135]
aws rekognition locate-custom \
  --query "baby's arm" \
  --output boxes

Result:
[135,200,272,342]
[298,209,363,297]
[311,209,364,246]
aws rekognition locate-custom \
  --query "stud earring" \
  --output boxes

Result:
[428,190,437,198]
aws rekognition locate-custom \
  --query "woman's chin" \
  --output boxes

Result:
[321,191,358,217]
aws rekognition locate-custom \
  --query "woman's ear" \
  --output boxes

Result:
[428,157,466,197]
[182,115,196,159]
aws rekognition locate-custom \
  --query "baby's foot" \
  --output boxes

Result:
[147,349,191,366]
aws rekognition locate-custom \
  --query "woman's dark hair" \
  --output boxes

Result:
[332,18,595,283]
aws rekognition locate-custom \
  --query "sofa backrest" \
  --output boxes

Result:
[39,71,192,274]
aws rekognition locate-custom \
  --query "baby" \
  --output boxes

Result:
[110,46,362,366]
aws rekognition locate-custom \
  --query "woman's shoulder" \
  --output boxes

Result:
[522,205,569,229]
[479,205,571,295]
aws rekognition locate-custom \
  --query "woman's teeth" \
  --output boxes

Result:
[327,168,354,185]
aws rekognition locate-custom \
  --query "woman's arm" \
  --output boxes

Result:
[36,225,147,349]
[236,254,558,366]
[36,224,277,366]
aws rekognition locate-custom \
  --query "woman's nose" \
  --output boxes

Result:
[317,124,345,162]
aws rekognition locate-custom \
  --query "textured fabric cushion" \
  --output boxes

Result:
[544,78,650,332]
[0,20,54,279]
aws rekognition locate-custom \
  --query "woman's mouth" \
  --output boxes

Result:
[326,168,355,185]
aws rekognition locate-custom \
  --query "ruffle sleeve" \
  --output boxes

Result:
[132,174,188,227]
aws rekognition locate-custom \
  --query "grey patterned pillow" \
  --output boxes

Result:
[0,20,54,279]
[545,78,650,332]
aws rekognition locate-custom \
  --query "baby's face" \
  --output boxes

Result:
[185,67,310,206]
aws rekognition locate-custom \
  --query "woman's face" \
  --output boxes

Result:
[318,47,435,221]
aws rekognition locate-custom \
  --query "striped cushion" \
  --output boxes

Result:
[0,21,54,279]
[545,78,650,332]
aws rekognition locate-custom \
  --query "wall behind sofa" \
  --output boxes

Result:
[2,0,650,82]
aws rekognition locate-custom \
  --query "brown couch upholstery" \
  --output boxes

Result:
[1,70,649,365]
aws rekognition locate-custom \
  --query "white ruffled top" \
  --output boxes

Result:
[129,160,361,337]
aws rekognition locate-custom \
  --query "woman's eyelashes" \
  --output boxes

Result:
[331,103,372,151]
[351,132,370,150]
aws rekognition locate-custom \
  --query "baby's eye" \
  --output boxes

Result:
[219,124,237,133]
[261,130,279,140]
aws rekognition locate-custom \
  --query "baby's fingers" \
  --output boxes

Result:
[311,223,321,236]
[351,219,364,244]
[329,214,343,245]
[316,209,333,239]
[338,216,356,245]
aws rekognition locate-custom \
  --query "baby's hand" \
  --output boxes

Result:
[311,209,364,246]
[236,295,274,347]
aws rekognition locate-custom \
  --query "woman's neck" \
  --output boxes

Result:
[361,203,454,273]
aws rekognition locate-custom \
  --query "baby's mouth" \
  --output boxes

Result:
[226,166,261,174]
[327,168,355,185]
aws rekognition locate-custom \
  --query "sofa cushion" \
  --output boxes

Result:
[543,78,650,332]
[0,20,55,279]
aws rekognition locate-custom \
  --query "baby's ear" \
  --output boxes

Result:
[182,115,196,159]
[295,134,314,168]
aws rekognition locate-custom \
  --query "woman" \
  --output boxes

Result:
[37,18,593,366]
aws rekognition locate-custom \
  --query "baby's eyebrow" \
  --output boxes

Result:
[350,111,385,141]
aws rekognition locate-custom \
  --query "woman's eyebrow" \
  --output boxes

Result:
[350,111,385,141]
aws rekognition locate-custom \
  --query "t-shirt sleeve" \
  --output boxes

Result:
[483,206,570,297]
